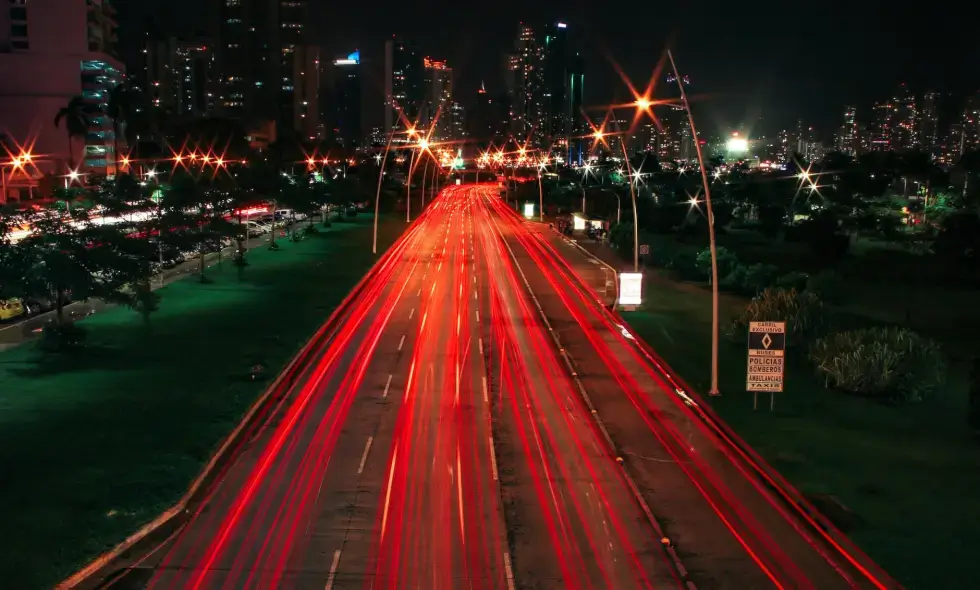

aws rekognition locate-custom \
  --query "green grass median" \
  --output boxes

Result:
[622,274,978,589]
[0,217,404,588]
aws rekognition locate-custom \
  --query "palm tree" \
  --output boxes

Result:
[54,96,89,171]
[107,83,132,175]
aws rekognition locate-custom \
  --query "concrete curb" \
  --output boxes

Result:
[538,224,902,590]
[490,212,696,588]
[58,223,418,590]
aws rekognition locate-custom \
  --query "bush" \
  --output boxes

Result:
[776,271,809,292]
[806,269,845,304]
[809,327,945,403]
[696,246,739,282]
[739,263,780,295]
[667,250,702,281]
[727,288,828,347]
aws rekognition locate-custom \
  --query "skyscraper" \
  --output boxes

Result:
[835,106,858,155]
[507,24,544,146]
[892,83,918,151]
[869,100,893,151]
[918,92,939,154]
[217,0,312,138]
[540,21,585,164]
[422,57,452,140]
[330,51,362,148]
[384,37,424,136]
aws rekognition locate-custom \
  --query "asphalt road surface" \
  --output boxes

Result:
[103,184,895,590]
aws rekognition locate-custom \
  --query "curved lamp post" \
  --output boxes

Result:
[668,49,721,396]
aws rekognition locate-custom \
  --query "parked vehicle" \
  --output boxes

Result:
[0,298,25,321]
[275,209,307,222]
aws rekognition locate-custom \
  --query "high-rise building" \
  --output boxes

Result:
[892,83,917,151]
[173,41,217,118]
[539,21,584,164]
[0,0,124,191]
[960,92,980,154]
[835,106,859,155]
[918,91,939,154]
[422,57,452,140]
[384,37,424,137]
[869,100,893,151]
[217,0,312,139]
[330,51,362,148]
[448,101,466,141]
[507,24,544,146]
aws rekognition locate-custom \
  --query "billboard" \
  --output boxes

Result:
[618,273,642,307]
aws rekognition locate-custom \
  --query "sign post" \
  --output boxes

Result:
[618,272,642,311]
[746,321,786,411]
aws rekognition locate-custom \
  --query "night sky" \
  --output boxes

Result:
[118,0,976,137]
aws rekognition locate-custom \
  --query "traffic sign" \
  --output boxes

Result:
[639,244,650,255]
[746,321,786,409]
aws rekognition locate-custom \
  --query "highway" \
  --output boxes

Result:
[117,184,895,590]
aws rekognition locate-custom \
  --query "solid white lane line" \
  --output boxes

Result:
[324,549,342,590]
[382,374,393,398]
[397,335,406,351]
[357,437,374,474]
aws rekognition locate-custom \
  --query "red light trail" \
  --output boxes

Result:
[121,184,897,590]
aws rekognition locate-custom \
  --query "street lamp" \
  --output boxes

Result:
[373,127,400,254]
[668,49,721,396]
[595,128,639,272]
[537,159,547,222]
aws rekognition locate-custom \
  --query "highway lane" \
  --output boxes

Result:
[135,188,512,589]
[484,190,895,589]
[474,187,677,590]
[140,205,441,588]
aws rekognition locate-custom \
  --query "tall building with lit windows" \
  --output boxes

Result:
[422,57,452,140]
[383,37,424,138]
[540,21,585,164]
[329,51,362,148]
[835,105,859,155]
[892,83,918,151]
[918,92,939,154]
[507,24,544,146]
[217,0,313,139]
[0,0,124,194]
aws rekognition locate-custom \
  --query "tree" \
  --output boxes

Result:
[0,195,153,344]
[54,96,89,171]
[163,173,235,282]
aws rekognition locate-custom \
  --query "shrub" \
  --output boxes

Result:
[776,271,809,292]
[740,263,781,295]
[696,246,739,282]
[806,269,844,304]
[727,288,828,347]
[809,327,945,403]
[667,250,702,281]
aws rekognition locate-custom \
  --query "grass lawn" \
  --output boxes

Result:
[0,216,404,589]
[623,274,980,589]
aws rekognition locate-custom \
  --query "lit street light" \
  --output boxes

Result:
[668,48,722,396]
